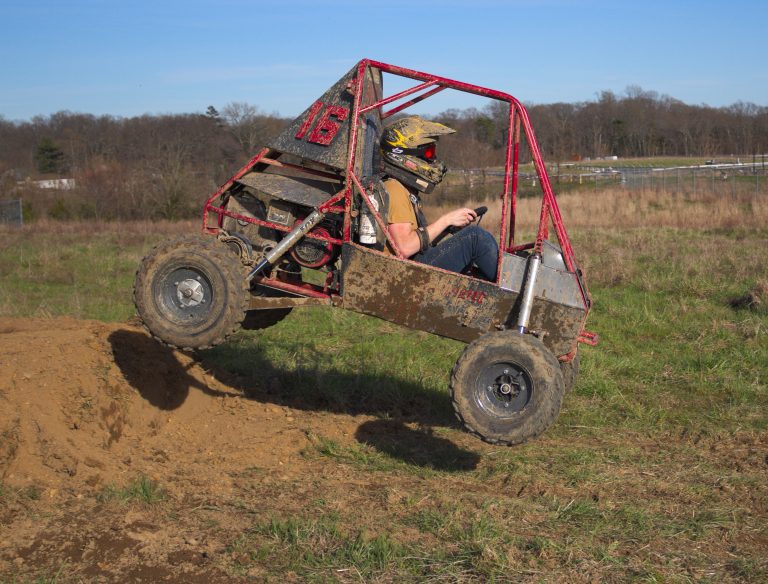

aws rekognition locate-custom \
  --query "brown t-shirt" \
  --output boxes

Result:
[383,178,416,255]
[384,178,416,229]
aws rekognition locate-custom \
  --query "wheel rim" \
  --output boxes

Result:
[474,361,533,418]
[157,267,215,326]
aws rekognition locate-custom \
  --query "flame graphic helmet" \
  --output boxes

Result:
[380,116,455,193]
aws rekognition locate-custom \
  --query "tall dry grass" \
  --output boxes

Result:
[541,187,768,230]
[424,186,768,295]
[426,186,768,244]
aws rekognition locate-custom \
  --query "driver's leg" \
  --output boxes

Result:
[413,226,498,280]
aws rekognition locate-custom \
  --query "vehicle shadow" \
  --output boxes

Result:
[197,340,458,428]
[108,329,478,471]
[108,329,235,410]
[355,419,480,471]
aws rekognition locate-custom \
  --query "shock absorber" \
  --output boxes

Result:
[516,252,542,334]
[246,209,326,280]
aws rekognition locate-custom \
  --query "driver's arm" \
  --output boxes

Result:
[389,208,478,257]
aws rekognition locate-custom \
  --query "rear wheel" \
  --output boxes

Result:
[133,235,249,350]
[450,331,564,446]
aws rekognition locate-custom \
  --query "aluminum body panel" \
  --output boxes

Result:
[500,252,584,310]
[541,239,567,272]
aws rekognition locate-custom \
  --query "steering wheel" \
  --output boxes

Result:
[446,205,488,235]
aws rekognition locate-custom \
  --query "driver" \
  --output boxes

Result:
[380,116,499,281]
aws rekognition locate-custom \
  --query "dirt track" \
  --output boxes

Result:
[0,316,363,492]
[0,316,382,581]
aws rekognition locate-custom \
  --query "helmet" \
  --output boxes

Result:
[381,116,455,193]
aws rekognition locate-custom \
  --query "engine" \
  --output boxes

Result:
[289,215,342,268]
[222,192,342,270]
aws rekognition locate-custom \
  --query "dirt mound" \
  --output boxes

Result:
[0,317,357,498]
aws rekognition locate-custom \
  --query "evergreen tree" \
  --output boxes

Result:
[34,137,66,174]
[205,105,223,127]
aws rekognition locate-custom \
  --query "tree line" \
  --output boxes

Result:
[1,88,766,220]
[437,87,768,168]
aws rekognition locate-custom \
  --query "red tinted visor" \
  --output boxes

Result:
[420,142,436,161]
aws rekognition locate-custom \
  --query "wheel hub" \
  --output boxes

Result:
[489,369,523,404]
[476,362,532,417]
[157,266,215,325]
[497,378,517,397]
[176,278,206,307]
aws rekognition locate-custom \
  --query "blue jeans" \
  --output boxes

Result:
[413,225,499,281]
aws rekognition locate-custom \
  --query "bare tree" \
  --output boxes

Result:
[221,102,285,156]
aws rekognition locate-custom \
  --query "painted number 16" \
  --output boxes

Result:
[295,100,349,146]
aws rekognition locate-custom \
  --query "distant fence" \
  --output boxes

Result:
[619,163,767,195]
[450,161,768,199]
[0,199,23,226]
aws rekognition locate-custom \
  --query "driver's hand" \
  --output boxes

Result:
[444,207,477,228]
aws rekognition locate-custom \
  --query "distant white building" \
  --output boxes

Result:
[23,178,76,190]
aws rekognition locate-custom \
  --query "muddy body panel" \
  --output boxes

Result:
[340,244,584,355]
[340,243,512,343]
[515,296,585,357]
[267,65,383,172]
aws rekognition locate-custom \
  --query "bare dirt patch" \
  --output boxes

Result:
[0,317,361,495]
[0,317,371,581]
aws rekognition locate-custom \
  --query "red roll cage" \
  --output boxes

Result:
[201,58,592,320]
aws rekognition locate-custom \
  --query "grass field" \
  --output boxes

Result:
[1,187,767,582]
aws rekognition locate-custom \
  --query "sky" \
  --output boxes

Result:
[1,0,766,122]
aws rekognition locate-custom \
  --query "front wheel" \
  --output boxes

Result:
[133,235,249,350]
[450,331,565,446]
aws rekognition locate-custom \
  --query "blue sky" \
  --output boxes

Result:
[1,0,766,122]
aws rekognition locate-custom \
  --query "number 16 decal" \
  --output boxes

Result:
[295,100,349,146]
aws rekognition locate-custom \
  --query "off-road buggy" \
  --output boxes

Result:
[134,59,597,446]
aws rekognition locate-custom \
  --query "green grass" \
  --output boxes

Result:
[219,426,764,580]
[0,483,43,503]
[6,566,69,584]
[227,511,530,581]
[222,487,746,582]
[227,514,413,579]
[567,227,768,436]
[0,228,169,321]
[98,475,166,505]
[1,219,766,582]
